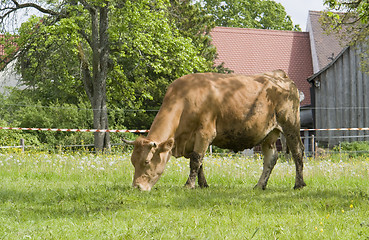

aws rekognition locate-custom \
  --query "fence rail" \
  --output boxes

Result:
[3,126,369,133]
[2,127,369,157]
[0,127,149,133]
[0,139,27,152]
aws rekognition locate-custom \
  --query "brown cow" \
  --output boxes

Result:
[124,70,306,191]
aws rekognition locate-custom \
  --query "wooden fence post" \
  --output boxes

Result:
[311,134,315,159]
[303,130,309,153]
[20,139,25,153]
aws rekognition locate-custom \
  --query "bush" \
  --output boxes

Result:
[13,101,95,149]
[0,92,95,150]
[333,141,369,157]
[0,119,41,151]
[0,89,143,151]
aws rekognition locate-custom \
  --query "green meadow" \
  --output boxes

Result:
[1,151,369,239]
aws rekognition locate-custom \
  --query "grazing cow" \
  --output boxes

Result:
[124,70,306,191]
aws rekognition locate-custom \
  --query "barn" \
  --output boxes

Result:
[308,45,369,146]
[306,11,369,147]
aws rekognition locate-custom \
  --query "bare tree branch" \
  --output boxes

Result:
[11,0,59,15]
[78,28,92,48]
[1,0,61,18]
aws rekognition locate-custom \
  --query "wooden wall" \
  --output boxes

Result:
[309,45,369,146]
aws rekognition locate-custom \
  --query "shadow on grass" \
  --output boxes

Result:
[0,183,135,220]
[2,179,367,221]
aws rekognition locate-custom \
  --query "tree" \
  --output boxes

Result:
[322,0,369,71]
[108,0,212,112]
[13,16,85,105]
[109,1,216,128]
[112,0,220,130]
[1,0,111,151]
[201,0,300,31]
[0,0,215,147]
[169,0,217,70]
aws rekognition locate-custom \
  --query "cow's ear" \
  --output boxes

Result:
[159,138,174,152]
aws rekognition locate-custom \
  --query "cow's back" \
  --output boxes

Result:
[162,71,299,155]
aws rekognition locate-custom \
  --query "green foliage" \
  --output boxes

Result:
[201,0,301,30]
[109,0,214,112]
[169,0,217,69]
[3,0,217,131]
[333,141,369,157]
[0,119,41,149]
[15,15,86,105]
[0,89,94,149]
[0,88,141,150]
[322,0,369,72]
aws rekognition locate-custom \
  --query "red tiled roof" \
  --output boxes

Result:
[211,26,313,106]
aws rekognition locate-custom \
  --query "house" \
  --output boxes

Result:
[308,45,369,146]
[305,10,369,146]
[0,61,20,94]
[306,10,369,147]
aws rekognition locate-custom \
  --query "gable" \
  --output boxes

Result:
[306,11,346,73]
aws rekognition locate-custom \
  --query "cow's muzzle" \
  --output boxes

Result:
[132,182,152,191]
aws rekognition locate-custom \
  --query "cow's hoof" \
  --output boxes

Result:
[198,180,209,188]
[253,184,266,190]
[184,183,196,189]
[293,182,307,190]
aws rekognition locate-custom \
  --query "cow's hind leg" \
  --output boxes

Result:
[254,129,280,190]
[283,127,306,189]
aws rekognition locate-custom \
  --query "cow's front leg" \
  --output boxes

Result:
[185,152,203,189]
[186,122,215,189]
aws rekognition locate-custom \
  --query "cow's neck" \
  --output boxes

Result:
[147,104,182,143]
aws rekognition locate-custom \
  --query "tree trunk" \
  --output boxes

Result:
[79,2,111,152]
[92,100,111,151]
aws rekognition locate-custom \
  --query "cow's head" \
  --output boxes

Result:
[123,137,174,191]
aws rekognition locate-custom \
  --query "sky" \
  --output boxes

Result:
[274,0,328,30]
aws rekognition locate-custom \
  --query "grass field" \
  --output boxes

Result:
[1,151,369,239]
